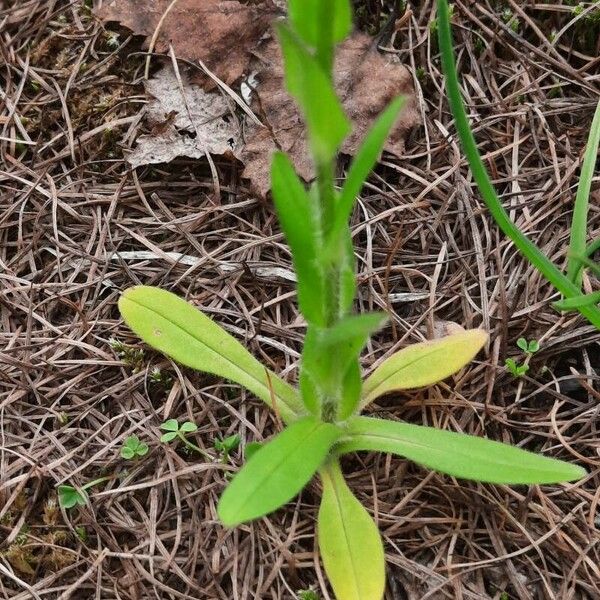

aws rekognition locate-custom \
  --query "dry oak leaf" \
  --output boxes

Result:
[97,0,277,86]
[241,32,421,196]
[127,66,242,168]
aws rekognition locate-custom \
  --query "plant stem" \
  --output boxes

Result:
[81,475,112,491]
[178,432,212,460]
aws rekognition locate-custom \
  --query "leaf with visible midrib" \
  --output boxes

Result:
[338,416,586,484]
[218,416,342,526]
[361,329,488,408]
[118,286,302,422]
[318,459,385,600]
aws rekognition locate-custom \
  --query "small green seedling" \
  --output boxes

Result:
[298,590,320,600]
[516,338,540,355]
[57,477,111,510]
[118,2,586,598]
[75,526,88,542]
[120,435,149,459]
[160,419,211,459]
[149,366,172,387]
[109,337,145,371]
[505,358,529,378]
[214,434,241,461]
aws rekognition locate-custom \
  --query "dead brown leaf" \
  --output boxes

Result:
[241,33,421,196]
[97,0,277,86]
[127,66,242,168]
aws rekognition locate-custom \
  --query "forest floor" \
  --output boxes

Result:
[1,1,600,599]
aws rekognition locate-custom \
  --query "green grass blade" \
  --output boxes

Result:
[327,97,406,258]
[118,286,302,422]
[318,459,385,600]
[436,0,600,329]
[553,290,600,311]
[567,98,600,285]
[338,416,586,484]
[218,416,342,526]
[361,329,488,409]
[271,152,326,326]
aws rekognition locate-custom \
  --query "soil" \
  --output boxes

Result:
[1,1,599,599]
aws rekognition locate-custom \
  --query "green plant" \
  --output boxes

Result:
[159,419,211,459]
[214,434,241,461]
[118,2,585,598]
[57,477,111,510]
[298,590,320,600]
[436,0,600,330]
[120,434,149,459]
[505,357,529,378]
[516,337,539,355]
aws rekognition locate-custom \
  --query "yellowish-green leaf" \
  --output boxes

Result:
[318,459,385,600]
[337,416,586,484]
[218,416,342,526]
[118,286,302,422]
[361,329,488,408]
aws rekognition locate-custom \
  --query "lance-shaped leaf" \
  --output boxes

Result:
[553,290,600,311]
[567,98,600,285]
[288,0,352,48]
[272,152,326,326]
[361,329,488,408]
[119,286,302,422]
[318,459,385,600]
[327,97,407,259]
[337,417,586,484]
[218,416,342,526]
[277,24,350,163]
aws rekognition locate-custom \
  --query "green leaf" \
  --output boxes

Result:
[516,337,528,352]
[567,98,600,285]
[160,431,178,443]
[288,0,352,47]
[160,419,179,432]
[118,286,302,423]
[361,329,488,408]
[180,421,198,433]
[528,340,540,353]
[318,459,385,600]
[327,97,407,257]
[137,443,149,456]
[320,313,387,348]
[218,416,342,526]
[553,290,600,311]
[216,434,241,455]
[121,446,135,459]
[271,152,326,326]
[245,441,263,461]
[337,416,586,484]
[57,485,87,510]
[277,25,350,163]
